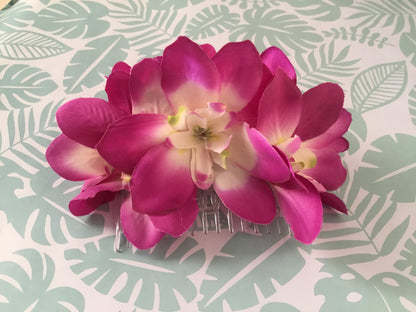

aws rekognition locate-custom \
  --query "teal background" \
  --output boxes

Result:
[1,0,416,311]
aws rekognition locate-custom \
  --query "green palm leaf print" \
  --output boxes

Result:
[295,41,360,90]
[0,31,71,60]
[185,5,239,39]
[109,0,186,57]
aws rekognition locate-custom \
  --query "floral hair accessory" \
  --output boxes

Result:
[46,36,351,250]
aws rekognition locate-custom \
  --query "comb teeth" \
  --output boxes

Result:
[111,189,292,252]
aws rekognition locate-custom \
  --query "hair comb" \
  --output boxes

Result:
[46,36,349,253]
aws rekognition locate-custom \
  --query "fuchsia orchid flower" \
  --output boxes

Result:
[46,61,179,249]
[46,36,350,249]
[45,61,138,218]
[45,99,125,217]
[96,37,290,248]
[255,47,351,244]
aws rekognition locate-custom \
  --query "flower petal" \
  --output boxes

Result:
[211,150,227,169]
[97,114,171,173]
[261,46,296,81]
[228,123,289,183]
[207,132,232,153]
[121,195,165,249]
[200,43,216,58]
[168,131,200,149]
[293,146,317,170]
[187,111,207,129]
[149,189,198,237]
[130,58,172,115]
[321,192,348,214]
[214,160,276,224]
[69,173,123,216]
[295,83,344,141]
[70,190,114,217]
[46,134,109,181]
[257,70,302,144]
[191,146,214,190]
[277,136,301,158]
[237,64,273,127]
[206,108,233,133]
[326,137,349,153]
[161,36,220,112]
[56,98,126,148]
[213,40,263,112]
[130,143,195,215]
[105,61,132,114]
[208,101,226,114]
[272,174,323,244]
[304,108,352,152]
[301,148,347,191]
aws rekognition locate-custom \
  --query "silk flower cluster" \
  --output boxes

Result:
[46,37,351,249]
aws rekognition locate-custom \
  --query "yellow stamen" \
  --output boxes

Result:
[168,106,186,127]
[220,149,229,169]
[121,173,131,183]
[293,147,317,170]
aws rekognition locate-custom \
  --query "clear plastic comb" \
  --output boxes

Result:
[111,188,292,252]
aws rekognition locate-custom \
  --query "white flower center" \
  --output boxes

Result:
[167,103,233,189]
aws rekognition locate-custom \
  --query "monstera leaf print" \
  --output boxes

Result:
[356,134,416,203]
[0,2,35,32]
[229,7,323,54]
[147,0,204,10]
[33,0,110,39]
[0,249,85,312]
[0,101,105,245]
[351,61,407,113]
[0,165,105,245]
[288,0,352,21]
[221,0,269,9]
[199,230,309,311]
[108,0,185,56]
[260,302,300,312]
[185,5,239,39]
[65,236,205,311]
[316,264,416,311]
[0,65,57,110]
[63,35,129,93]
[400,17,416,66]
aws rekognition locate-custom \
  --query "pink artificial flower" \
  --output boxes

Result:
[255,48,350,244]
[45,97,127,216]
[46,63,170,249]
[47,61,180,249]
[97,37,290,248]
[46,37,351,249]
